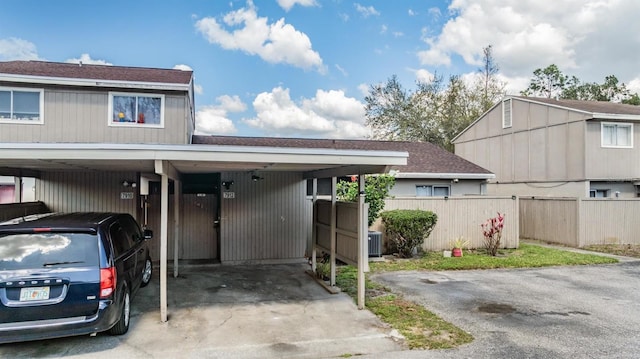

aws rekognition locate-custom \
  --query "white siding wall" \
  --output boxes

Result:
[0,87,190,144]
[220,171,311,264]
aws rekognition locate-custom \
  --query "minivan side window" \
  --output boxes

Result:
[120,215,144,242]
[109,223,133,257]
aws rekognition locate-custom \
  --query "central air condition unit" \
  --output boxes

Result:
[368,231,382,257]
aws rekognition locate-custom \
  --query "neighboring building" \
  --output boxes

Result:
[193,136,494,197]
[0,176,14,203]
[453,96,640,198]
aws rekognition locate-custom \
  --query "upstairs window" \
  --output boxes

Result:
[0,88,44,124]
[601,122,632,148]
[109,92,164,128]
[502,98,512,128]
[416,185,450,197]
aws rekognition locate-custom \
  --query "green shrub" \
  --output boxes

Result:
[381,210,437,258]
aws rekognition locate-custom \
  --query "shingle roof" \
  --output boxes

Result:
[0,61,192,85]
[515,96,640,116]
[192,135,493,175]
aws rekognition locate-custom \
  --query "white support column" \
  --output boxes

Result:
[357,174,365,310]
[173,179,181,278]
[311,178,318,273]
[13,177,22,203]
[160,174,169,322]
[330,177,337,286]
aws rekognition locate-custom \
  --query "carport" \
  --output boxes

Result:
[0,141,407,322]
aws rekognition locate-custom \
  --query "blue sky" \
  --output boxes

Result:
[2,0,640,139]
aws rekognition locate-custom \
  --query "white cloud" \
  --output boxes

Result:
[245,87,370,138]
[393,31,404,38]
[339,13,350,22]
[408,9,417,16]
[173,64,193,71]
[194,84,204,95]
[358,83,369,97]
[277,0,318,11]
[627,78,640,95]
[427,7,441,19]
[195,1,325,73]
[354,3,380,17]
[0,37,39,61]
[416,0,640,84]
[413,68,434,83]
[335,64,348,77]
[65,53,112,65]
[380,25,387,34]
[195,95,246,135]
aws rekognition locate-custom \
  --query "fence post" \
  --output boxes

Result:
[513,195,520,248]
[576,197,582,247]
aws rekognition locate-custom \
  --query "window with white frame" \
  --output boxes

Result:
[416,185,450,197]
[601,122,632,148]
[589,189,608,198]
[502,98,512,128]
[0,88,44,123]
[109,92,164,127]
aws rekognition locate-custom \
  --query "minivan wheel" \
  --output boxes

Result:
[141,256,152,287]
[108,287,130,335]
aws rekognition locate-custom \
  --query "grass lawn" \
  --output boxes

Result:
[582,244,640,258]
[371,243,618,272]
[335,242,618,350]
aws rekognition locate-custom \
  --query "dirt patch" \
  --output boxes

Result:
[583,244,640,258]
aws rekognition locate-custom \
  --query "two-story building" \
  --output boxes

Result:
[453,96,640,198]
[0,60,408,319]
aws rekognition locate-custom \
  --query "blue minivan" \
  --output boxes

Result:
[0,212,153,343]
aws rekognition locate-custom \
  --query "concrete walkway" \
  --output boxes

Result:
[0,264,404,358]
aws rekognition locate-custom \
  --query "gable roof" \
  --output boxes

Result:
[192,135,493,178]
[513,96,640,116]
[0,61,192,90]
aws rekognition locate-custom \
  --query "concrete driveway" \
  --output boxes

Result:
[368,260,640,359]
[0,263,403,358]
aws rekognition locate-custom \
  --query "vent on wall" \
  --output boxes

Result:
[368,231,382,257]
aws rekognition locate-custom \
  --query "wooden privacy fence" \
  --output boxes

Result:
[520,197,640,247]
[371,196,519,252]
[0,201,50,222]
[315,199,362,265]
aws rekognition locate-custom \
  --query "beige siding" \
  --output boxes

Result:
[36,171,138,215]
[370,196,519,252]
[488,181,588,197]
[220,171,310,264]
[520,197,640,246]
[0,87,189,144]
[455,98,590,186]
[585,121,640,179]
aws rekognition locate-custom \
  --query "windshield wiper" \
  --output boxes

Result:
[43,261,84,267]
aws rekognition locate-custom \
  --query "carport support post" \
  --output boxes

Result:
[357,174,365,310]
[160,173,169,322]
[330,176,337,286]
[173,179,181,278]
[311,178,317,273]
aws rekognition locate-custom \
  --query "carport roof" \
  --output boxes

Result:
[0,142,407,179]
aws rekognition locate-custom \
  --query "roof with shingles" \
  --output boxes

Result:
[514,96,640,116]
[192,135,493,175]
[0,60,192,85]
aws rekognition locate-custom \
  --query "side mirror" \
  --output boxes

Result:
[143,229,153,240]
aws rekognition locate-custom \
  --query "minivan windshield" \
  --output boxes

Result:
[0,233,99,270]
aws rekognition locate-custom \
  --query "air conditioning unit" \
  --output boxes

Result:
[368,231,382,257]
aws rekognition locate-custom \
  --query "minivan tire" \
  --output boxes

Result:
[108,286,130,335]
[141,256,152,287]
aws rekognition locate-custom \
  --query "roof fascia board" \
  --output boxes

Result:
[303,165,391,179]
[394,172,495,179]
[0,74,190,91]
[0,143,408,167]
[591,113,640,121]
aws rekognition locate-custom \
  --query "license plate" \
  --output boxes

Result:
[20,286,50,301]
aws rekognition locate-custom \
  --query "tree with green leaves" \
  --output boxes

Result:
[521,64,569,98]
[336,174,395,227]
[365,45,504,152]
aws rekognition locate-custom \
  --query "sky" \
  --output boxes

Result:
[1,0,640,139]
